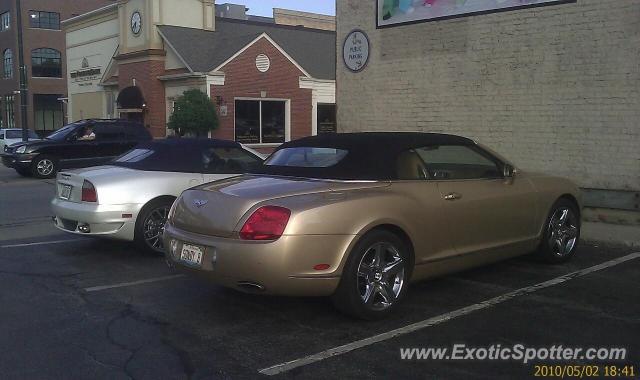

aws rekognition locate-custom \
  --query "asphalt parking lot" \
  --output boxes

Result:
[0,166,638,379]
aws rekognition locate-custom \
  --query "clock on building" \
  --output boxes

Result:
[131,11,142,35]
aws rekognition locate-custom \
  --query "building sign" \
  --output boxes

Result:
[70,57,102,85]
[377,0,574,27]
[343,30,370,73]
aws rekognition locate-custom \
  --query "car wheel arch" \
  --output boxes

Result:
[134,195,177,254]
[340,222,416,278]
[136,195,177,223]
[558,194,581,219]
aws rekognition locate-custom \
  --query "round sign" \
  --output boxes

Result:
[343,29,370,73]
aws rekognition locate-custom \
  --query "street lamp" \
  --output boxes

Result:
[15,0,29,142]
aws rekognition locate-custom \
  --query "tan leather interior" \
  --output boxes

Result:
[396,151,428,180]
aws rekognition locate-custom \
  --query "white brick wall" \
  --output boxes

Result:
[337,0,640,191]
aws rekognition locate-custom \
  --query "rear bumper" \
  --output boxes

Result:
[163,223,357,296]
[51,197,143,241]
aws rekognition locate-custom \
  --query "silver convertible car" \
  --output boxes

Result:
[52,138,264,253]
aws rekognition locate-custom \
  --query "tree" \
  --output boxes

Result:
[167,89,219,137]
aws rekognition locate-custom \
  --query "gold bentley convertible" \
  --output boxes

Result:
[164,133,582,319]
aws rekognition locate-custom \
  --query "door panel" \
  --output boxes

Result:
[57,141,98,168]
[394,182,458,264]
[93,124,125,165]
[414,144,538,256]
[436,178,538,255]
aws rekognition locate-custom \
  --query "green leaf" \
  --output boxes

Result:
[167,89,219,137]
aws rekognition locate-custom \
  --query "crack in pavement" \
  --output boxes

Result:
[1,268,192,379]
[105,303,194,380]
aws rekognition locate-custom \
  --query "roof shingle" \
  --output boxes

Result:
[158,18,336,80]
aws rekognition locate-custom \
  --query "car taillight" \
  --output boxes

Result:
[167,199,178,224]
[239,206,291,241]
[81,180,98,203]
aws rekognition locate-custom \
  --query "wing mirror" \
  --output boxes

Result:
[503,164,518,178]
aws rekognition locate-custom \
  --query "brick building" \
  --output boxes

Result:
[64,0,336,152]
[0,0,114,134]
[337,0,639,224]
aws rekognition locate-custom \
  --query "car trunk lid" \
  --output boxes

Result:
[172,175,387,238]
[56,166,136,203]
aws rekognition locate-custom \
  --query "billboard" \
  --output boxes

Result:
[377,0,574,27]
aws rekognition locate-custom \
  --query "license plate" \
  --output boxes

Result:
[180,243,204,266]
[60,185,72,200]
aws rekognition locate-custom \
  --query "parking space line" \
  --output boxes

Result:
[259,252,640,376]
[1,239,86,249]
[84,274,186,292]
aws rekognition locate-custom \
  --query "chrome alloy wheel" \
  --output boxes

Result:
[357,242,405,311]
[547,207,579,257]
[36,159,54,177]
[143,206,170,252]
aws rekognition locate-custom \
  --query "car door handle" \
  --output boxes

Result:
[444,192,462,201]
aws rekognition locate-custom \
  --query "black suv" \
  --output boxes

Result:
[1,119,152,178]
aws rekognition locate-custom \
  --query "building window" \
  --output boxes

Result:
[317,104,337,134]
[0,12,9,32]
[31,48,62,78]
[33,95,63,133]
[5,95,15,128]
[3,49,12,78]
[235,99,286,145]
[28,11,60,30]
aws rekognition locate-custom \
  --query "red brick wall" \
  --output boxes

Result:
[210,37,313,144]
[0,0,115,130]
[117,59,166,138]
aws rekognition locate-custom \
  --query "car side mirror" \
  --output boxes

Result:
[503,164,517,178]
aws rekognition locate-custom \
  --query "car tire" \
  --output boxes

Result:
[31,155,58,179]
[15,168,32,177]
[134,197,175,255]
[331,229,411,320]
[538,198,580,264]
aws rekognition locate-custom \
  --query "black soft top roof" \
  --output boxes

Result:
[251,132,475,180]
[112,138,245,172]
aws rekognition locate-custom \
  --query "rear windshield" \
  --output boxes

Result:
[5,130,39,139]
[115,149,155,163]
[265,147,348,168]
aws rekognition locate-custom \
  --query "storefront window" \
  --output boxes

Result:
[261,101,285,143]
[234,100,285,145]
[34,94,63,134]
[317,104,337,134]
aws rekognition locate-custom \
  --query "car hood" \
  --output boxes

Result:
[172,175,388,238]
[4,138,40,145]
[9,139,48,150]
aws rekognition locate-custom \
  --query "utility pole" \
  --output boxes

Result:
[15,0,29,141]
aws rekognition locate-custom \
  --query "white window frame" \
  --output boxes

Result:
[233,97,290,148]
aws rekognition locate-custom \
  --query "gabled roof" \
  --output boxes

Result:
[157,18,336,80]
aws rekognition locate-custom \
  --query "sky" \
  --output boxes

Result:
[236,0,336,17]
